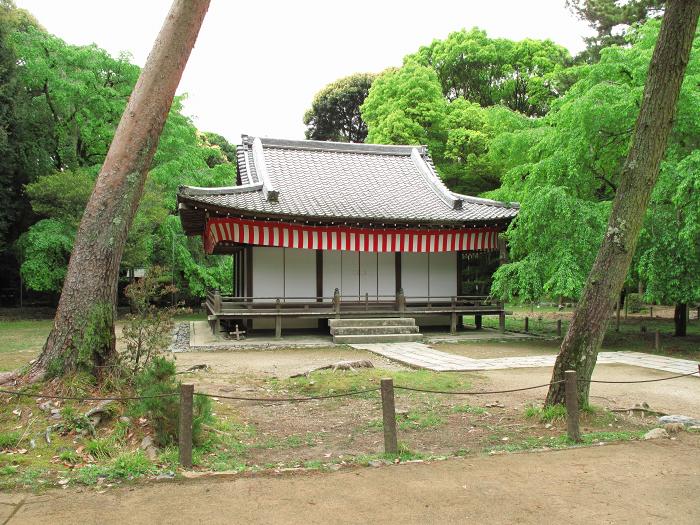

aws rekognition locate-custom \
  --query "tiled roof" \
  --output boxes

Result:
[178,136,518,226]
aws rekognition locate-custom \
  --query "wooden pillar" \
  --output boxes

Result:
[316,250,324,329]
[245,247,253,332]
[456,251,464,330]
[394,252,402,294]
[475,314,482,330]
[275,299,282,339]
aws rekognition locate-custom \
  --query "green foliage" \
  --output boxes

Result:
[362,63,446,152]
[0,431,20,449]
[304,72,375,142]
[132,357,213,446]
[0,11,236,298]
[490,20,700,305]
[524,404,567,423]
[16,219,74,293]
[84,437,114,459]
[407,27,572,116]
[110,450,155,479]
[625,293,643,313]
[122,266,180,373]
[567,0,664,62]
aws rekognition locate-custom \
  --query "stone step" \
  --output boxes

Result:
[330,325,420,336]
[328,318,416,328]
[333,333,424,344]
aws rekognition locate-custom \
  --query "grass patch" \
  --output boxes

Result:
[524,404,567,423]
[485,430,646,453]
[451,404,487,415]
[0,431,21,449]
[277,368,473,396]
[84,438,114,460]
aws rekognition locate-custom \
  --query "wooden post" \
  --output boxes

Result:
[178,383,194,468]
[524,316,529,332]
[556,319,562,337]
[654,330,661,351]
[475,314,482,330]
[380,378,398,455]
[450,297,457,334]
[650,305,653,318]
[275,298,282,339]
[615,300,620,332]
[498,311,506,332]
[365,292,369,311]
[564,371,580,443]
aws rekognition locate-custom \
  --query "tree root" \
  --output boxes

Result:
[290,360,374,378]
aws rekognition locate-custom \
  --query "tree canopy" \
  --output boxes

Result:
[0,3,234,300]
[489,20,700,312]
[303,73,375,143]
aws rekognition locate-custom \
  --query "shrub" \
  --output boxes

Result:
[626,293,643,313]
[132,357,212,446]
[122,266,186,374]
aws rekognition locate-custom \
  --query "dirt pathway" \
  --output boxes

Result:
[2,435,698,524]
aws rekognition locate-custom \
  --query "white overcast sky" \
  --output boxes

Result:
[16,0,593,144]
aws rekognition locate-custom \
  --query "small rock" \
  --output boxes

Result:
[328,464,341,471]
[38,401,52,412]
[118,416,131,425]
[663,423,685,434]
[643,427,669,440]
[155,471,175,480]
[658,415,700,427]
[144,446,158,461]
[687,425,700,432]
[368,460,384,468]
[140,436,154,450]
[395,409,410,419]
[50,408,62,420]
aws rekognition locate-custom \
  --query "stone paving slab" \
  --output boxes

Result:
[349,342,700,376]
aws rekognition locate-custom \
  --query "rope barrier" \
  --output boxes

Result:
[194,388,381,402]
[394,380,565,396]
[579,370,699,384]
[0,370,696,403]
[0,388,178,401]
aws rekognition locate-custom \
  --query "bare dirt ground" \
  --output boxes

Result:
[3,435,698,525]
[167,348,700,468]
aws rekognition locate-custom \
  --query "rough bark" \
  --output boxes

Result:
[22,0,210,382]
[674,303,687,337]
[545,0,700,406]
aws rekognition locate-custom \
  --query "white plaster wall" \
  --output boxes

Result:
[429,252,457,299]
[284,248,316,302]
[359,253,378,298]
[402,253,429,299]
[377,253,396,298]
[341,251,360,299]
[252,246,284,299]
[322,250,341,298]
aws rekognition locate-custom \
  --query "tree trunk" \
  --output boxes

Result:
[545,0,700,407]
[674,303,687,337]
[25,0,210,382]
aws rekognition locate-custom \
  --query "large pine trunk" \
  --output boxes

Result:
[546,0,700,406]
[24,0,210,382]
[674,303,688,337]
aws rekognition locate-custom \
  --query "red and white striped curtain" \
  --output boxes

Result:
[204,218,499,254]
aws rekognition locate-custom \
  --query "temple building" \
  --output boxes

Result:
[177,136,518,342]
